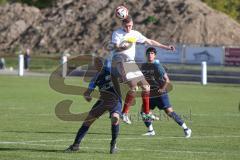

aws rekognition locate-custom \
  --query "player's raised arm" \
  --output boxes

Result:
[144,39,175,51]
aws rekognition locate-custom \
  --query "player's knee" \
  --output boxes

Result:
[131,85,138,91]
[111,113,120,125]
[142,84,150,92]
[127,89,136,97]
[128,87,137,94]
[165,107,173,116]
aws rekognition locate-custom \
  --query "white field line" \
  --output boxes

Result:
[0,135,240,145]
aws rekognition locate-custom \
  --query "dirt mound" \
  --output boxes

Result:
[1,0,240,54]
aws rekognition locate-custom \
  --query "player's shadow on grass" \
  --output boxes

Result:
[2,130,76,134]
[0,147,63,153]
[0,147,109,154]
[1,130,110,135]
[2,130,139,136]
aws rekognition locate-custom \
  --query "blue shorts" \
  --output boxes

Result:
[89,94,122,119]
[149,93,171,110]
[109,98,122,117]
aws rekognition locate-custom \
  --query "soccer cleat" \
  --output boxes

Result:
[142,130,156,136]
[141,113,155,122]
[151,114,160,121]
[184,128,192,138]
[122,113,132,124]
[110,142,118,154]
[64,144,80,152]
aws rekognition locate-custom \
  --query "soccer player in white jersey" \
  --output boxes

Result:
[111,16,175,123]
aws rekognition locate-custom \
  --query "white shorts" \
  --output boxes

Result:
[124,61,144,80]
[112,54,144,82]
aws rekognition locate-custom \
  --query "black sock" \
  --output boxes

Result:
[144,121,152,128]
[111,124,119,145]
[169,112,184,126]
[74,125,89,145]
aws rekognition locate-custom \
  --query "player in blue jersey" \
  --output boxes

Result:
[65,57,122,154]
[140,47,192,138]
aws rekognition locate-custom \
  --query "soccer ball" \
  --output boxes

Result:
[115,5,128,20]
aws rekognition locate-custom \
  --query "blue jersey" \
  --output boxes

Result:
[88,69,116,94]
[87,63,122,116]
[141,60,166,90]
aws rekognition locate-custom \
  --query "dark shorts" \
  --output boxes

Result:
[149,93,171,110]
[89,92,122,118]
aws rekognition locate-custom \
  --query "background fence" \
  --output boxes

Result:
[136,44,240,66]
[0,44,240,84]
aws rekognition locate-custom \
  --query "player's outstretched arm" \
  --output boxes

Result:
[145,39,175,51]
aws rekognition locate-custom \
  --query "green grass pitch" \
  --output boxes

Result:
[0,75,239,160]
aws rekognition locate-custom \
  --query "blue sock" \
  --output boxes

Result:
[74,125,89,145]
[144,121,152,130]
[111,124,119,145]
[169,112,184,126]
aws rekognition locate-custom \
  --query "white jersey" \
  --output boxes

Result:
[111,28,147,61]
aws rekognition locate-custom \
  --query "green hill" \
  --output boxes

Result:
[1,0,240,53]
[201,0,240,23]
